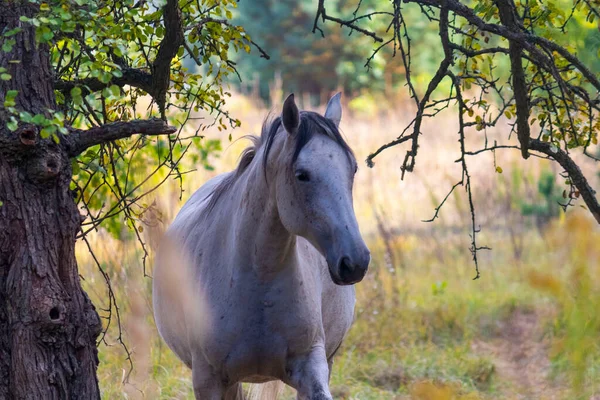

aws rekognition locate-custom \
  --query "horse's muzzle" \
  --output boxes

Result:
[331,253,370,285]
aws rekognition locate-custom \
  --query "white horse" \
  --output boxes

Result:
[153,93,370,399]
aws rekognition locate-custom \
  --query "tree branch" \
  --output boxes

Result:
[55,0,186,119]
[54,68,154,98]
[496,0,530,159]
[400,0,452,177]
[152,0,184,118]
[529,139,600,224]
[65,118,177,157]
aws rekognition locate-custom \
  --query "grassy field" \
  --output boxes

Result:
[78,94,600,399]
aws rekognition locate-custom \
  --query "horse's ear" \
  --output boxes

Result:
[324,92,342,127]
[282,93,300,134]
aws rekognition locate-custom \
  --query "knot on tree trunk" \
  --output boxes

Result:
[25,150,65,182]
[19,125,37,146]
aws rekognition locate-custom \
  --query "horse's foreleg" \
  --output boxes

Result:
[288,345,333,400]
[224,384,246,400]
[192,356,225,400]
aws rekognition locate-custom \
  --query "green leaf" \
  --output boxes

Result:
[2,39,17,53]
[32,114,46,125]
[18,111,32,123]
[71,160,80,175]
[6,118,18,131]
[0,73,11,81]
[109,85,120,97]
[40,125,57,138]
[4,89,18,107]
[98,72,112,84]
[3,28,22,37]
[70,87,82,97]
[37,25,54,42]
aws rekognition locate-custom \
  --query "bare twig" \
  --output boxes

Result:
[313,0,384,42]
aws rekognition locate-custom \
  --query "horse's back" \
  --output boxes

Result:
[168,173,229,239]
[152,173,230,367]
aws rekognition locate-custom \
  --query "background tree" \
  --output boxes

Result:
[0,0,256,397]
[314,0,600,278]
[232,0,415,102]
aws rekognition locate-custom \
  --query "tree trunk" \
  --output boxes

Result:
[0,2,102,398]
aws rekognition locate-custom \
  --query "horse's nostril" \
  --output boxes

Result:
[336,255,368,285]
[339,257,353,274]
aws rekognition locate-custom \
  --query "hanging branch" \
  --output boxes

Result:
[496,0,530,159]
[315,0,600,277]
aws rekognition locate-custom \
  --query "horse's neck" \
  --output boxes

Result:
[229,157,297,278]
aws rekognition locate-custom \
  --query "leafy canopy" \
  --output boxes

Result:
[1,0,254,239]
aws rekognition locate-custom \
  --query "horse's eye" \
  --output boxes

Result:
[295,170,310,182]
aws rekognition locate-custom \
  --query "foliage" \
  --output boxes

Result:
[0,0,256,242]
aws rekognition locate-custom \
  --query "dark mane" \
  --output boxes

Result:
[205,111,353,212]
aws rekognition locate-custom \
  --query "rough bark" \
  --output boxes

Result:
[0,2,102,398]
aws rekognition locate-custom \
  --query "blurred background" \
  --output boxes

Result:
[78,1,600,398]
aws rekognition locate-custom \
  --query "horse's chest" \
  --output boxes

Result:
[204,277,323,377]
